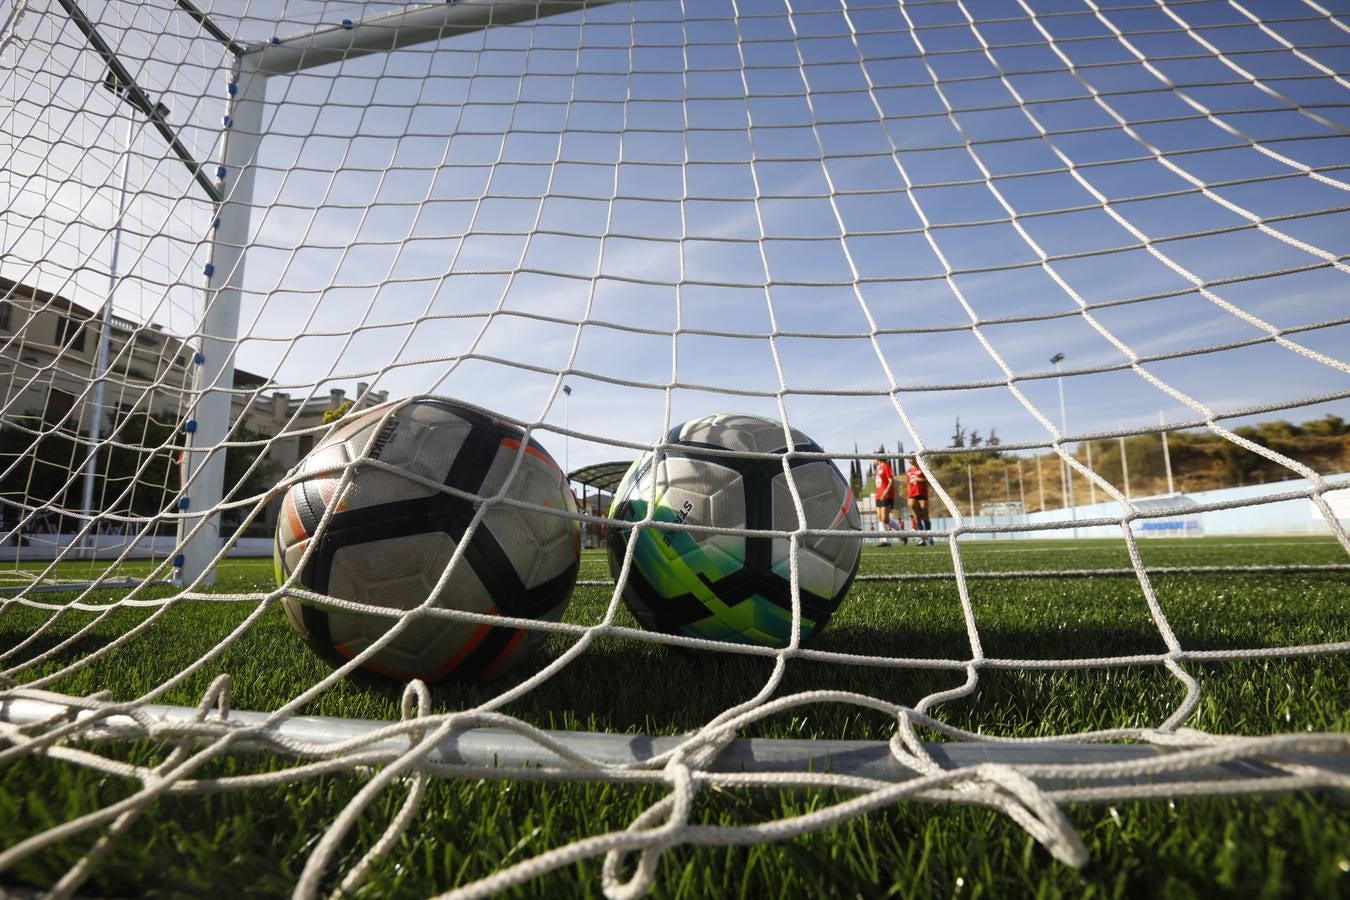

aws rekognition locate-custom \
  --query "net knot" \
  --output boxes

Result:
[971,763,1088,868]
[599,763,698,900]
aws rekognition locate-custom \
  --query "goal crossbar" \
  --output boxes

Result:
[252,0,615,76]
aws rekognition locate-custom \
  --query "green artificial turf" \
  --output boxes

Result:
[1,537,1346,898]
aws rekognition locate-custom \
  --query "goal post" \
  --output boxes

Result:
[174,55,261,587]
[1,0,1348,896]
[178,0,613,586]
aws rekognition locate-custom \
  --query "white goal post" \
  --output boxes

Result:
[1,0,1348,897]
[180,0,619,587]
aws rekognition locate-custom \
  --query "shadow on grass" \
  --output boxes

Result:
[0,605,159,675]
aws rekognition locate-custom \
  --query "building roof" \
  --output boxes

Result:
[1,275,271,389]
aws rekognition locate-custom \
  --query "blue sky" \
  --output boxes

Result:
[3,0,1347,475]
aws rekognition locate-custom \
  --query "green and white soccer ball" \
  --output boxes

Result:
[275,397,580,682]
[606,414,861,648]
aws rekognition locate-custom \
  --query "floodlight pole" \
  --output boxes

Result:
[1160,410,1175,495]
[579,481,587,547]
[1119,435,1131,499]
[1085,440,1096,506]
[1051,353,1077,538]
[1036,452,1045,512]
[563,383,571,476]
[78,83,134,560]
[1016,457,1026,518]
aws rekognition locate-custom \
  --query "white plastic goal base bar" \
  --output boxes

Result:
[0,578,169,597]
[4,698,1345,791]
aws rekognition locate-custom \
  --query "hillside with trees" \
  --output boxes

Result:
[925,414,1350,514]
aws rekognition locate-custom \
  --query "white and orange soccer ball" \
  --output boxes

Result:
[274,397,579,682]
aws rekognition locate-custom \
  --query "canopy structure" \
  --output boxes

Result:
[567,461,634,496]
[1131,495,1200,514]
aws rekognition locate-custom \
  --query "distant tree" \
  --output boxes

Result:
[1256,420,1298,442]
[0,414,80,528]
[220,420,283,537]
[1302,414,1345,437]
[100,410,182,519]
[950,417,966,448]
[1218,439,1261,484]
[322,400,353,424]
[0,410,182,533]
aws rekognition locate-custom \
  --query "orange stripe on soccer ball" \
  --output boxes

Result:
[282,490,307,543]
[501,437,558,472]
[331,641,421,681]
[333,606,500,682]
[430,611,499,679]
[317,476,344,512]
[831,487,854,529]
[479,628,527,682]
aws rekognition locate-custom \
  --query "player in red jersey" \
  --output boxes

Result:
[873,453,903,546]
[905,459,932,545]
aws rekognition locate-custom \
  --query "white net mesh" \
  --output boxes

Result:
[1,0,1348,896]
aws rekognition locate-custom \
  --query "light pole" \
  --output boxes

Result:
[79,75,136,558]
[1036,452,1045,512]
[562,383,571,476]
[1050,353,1076,536]
[1119,435,1131,499]
[1085,440,1096,506]
[1159,410,1174,495]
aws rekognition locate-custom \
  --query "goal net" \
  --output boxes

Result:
[1,0,1347,895]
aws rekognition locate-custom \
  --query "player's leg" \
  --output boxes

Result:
[886,502,901,545]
